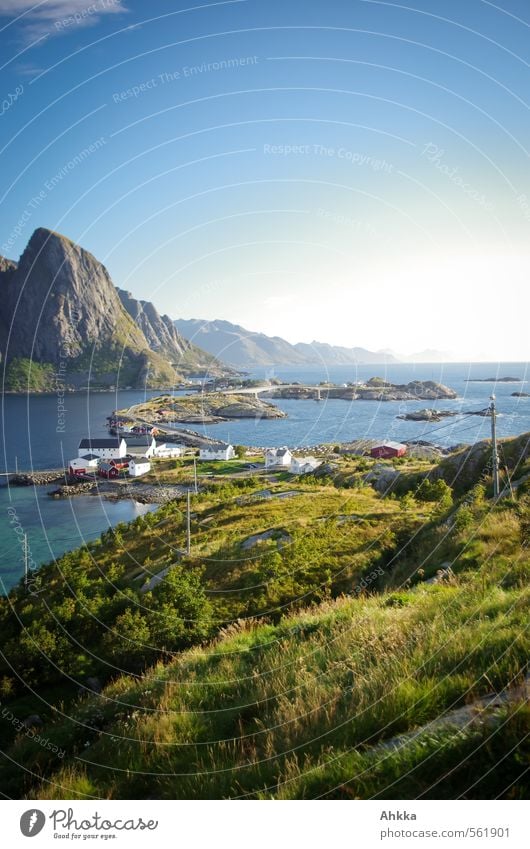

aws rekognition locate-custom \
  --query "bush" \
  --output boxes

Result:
[417,478,453,508]
[454,505,475,531]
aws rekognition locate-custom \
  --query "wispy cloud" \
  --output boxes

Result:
[0,0,127,41]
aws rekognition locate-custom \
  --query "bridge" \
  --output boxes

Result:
[218,384,325,400]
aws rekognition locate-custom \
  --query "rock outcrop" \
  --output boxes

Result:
[271,380,458,402]
[398,409,458,422]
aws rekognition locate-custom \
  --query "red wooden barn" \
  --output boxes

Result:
[98,459,129,479]
[370,441,407,459]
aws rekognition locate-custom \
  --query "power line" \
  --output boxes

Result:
[405,411,483,440]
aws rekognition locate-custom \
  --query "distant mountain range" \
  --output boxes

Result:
[0,226,451,393]
[173,318,400,369]
[0,229,230,391]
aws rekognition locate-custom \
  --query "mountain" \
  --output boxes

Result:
[116,289,224,375]
[390,348,454,363]
[0,229,229,391]
[293,340,397,366]
[173,318,309,368]
[173,318,398,369]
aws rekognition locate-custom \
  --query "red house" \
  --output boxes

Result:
[370,441,407,459]
[98,459,130,479]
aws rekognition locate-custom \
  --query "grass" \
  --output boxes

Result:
[1,442,529,800]
[16,565,530,800]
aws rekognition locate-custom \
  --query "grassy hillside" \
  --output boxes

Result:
[0,448,528,799]
[4,358,56,392]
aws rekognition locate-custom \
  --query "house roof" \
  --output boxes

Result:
[374,441,407,450]
[202,442,231,451]
[79,453,99,461]
[79,438,125,449]
[267,447,291,456]
[130,459,150,465]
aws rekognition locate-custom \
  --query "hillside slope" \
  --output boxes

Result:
[0,445,528,800]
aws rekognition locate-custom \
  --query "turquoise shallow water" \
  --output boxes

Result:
[0,488,156,594]
[0,362,528,592]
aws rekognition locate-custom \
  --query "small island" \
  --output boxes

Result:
[110,378,459,433]
[114,392,286,426]
[397,409,459,422]
[466,376,522,383]
[268,377,458,402]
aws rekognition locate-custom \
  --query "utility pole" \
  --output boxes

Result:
[23,533,28,588]
[193,456,198,494]
[490,394,500,498]
[14,456,18,475]
[186,490,191,556]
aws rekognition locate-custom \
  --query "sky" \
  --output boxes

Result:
[0,0,529,361]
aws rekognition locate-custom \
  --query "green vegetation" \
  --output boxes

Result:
[4,358,56,391]
[0,439,529,800]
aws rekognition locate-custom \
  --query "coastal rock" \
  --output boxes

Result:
[468,377,521,383]
[272,379,457,402]
[49,481,96,498]
[11,472,65,486]
[118,393,286,427]
[398,409,458,422]
[214,401,286,419]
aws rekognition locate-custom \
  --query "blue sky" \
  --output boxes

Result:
[1,0,529,360]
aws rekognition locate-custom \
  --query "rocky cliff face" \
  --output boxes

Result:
[117,289,225,375]
[0,228,150,365]
[117,288,189,360]
[0,256,17,277]
[0,228,227,390]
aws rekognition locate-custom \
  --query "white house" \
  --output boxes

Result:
[78,438,127,460]
[265,447,292,469]
[125,435,157,458]
[199,443,236,461]
[128,458,151,477]
[290,456,321,475]
[154,443,185,459]
[69,454,99,476]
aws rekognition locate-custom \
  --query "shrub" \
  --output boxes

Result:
[454,505,475,532]
[417,478,453,508]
